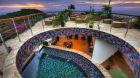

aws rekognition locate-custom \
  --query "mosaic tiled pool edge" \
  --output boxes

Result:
[16,28,140,78]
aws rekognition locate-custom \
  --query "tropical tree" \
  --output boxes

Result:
[68,4,75,16]
[53,10,69,27]
[102,5,112,18]
[68,4,75,11]
[88,20,95,28]
[109,0,112,6]
[64,9,72,17]
[135,18,140,29]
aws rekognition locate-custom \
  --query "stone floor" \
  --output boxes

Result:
[0,17,140,78]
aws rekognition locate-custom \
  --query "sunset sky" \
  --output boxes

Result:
[0,0,140,15]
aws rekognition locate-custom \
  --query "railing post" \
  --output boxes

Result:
[24,19,27,27]
[124,27,128,38]
[12,18,21,42]
[98,20,101,30]
[27,16,33,36]
[41,15,45,31]
[110,18,114,33]
[0,33,9,53]
[31,16,35,23]
[124,17,131,38]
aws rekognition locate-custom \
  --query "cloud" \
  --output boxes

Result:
[0,3,45,9]
[77,1,140,5]
[116,6,140,9]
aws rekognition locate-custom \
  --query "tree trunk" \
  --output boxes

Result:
[109,0,111,6]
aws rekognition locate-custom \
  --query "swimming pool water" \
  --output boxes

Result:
[38,54,87,78]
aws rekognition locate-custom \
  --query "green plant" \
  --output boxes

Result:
[89,20,95,28]
[102,5,112,18]
[95,11,103,16]
[64,9,72,17]
[42,41,49,47]
[135,19,140,29]
[53,10,69,27]
[68,4,75,11]
[85,13,95,28]
[85,13,93,22]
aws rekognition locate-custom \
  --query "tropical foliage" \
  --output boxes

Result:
[85,13,93,22]
[102,5,112,18]
[95,11,103,16]
[109,0,112,6]
[53,10,70,27]
[135,18,140,29]
[85,12,95,28]
[68,4,75,11]
[42,41,49,47]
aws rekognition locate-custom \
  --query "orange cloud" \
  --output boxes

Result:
[0,3,45,9]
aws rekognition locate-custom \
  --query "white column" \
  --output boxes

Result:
[92,39,118,64]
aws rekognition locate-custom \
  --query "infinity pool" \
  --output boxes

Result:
[38,54,87,78]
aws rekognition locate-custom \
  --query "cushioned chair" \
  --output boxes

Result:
[112,21,127,28]
[76,18,83,23]
[70,17,76,21]
[45,20,52,25]
[103,19,112,24]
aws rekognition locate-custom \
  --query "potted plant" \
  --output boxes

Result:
[89,20,95,28]
[53,10,69,27]
[85,13,94,26]
[42,41,49,47]
[135,18,140,29]
[102,5,112,19]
